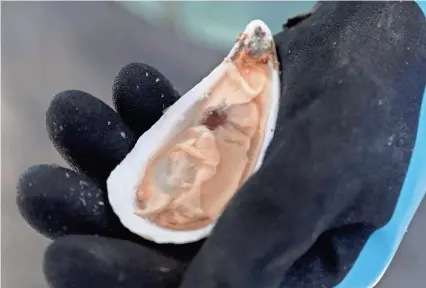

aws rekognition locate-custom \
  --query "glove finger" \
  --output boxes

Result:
[43,235,185,288]
[112,63,180,137]
[17,164,125,239]
[17,164,204,262]
[46,90,136,184]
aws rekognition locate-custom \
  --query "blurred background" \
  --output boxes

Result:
[2,1,425,287]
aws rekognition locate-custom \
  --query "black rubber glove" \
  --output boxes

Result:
[17,2,426,288]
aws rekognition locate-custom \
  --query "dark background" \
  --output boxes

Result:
[2,2,425,287]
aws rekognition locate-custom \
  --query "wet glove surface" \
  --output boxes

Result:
[16,1,426,288]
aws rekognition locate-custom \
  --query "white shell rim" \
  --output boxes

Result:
[107,19,281,244]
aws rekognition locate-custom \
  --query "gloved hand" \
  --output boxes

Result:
[17,2,426,288]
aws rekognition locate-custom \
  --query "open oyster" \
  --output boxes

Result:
[107,20,280,244]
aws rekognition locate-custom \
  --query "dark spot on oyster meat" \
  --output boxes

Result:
[202,110,227,131]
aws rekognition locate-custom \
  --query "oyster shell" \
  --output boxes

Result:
[107,19,280,244]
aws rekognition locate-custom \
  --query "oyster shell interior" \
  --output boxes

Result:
[107,19,280,244]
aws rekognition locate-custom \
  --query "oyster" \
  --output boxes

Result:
[107,20,280,244]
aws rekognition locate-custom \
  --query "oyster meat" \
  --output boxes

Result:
[107,19,280,244]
